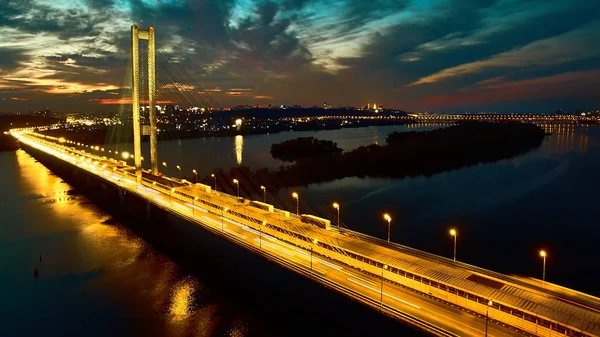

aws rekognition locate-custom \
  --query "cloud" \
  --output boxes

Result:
[409,21,600,86]
[0,0,600,112]
[422,69,600,107]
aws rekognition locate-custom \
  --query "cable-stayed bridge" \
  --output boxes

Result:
[9,25,600,337]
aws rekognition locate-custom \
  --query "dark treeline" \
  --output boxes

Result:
[194,122,547,199]
[271,137,342,162]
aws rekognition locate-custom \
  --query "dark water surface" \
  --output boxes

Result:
[1,123,599,336]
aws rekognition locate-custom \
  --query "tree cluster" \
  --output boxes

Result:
[271,137,343,162]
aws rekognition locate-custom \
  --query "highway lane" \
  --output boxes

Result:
[12,132,544,336]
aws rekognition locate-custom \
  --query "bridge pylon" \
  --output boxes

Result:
[131,24,159,181]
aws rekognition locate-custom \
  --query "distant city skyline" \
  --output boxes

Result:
[1,0,600,113]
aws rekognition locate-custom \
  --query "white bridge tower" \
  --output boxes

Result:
[131,24,159,181]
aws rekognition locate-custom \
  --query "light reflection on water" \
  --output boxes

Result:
[235,135,243,165]
[1,149,260,337]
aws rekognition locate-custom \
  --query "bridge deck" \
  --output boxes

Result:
[171,183,600,336]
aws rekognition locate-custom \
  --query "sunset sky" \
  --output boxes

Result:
[1,0,599,112]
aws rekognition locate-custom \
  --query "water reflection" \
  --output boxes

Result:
[540,124,588,153]
[235,135,244,165]
[169,277,197,321]
[3,150,258,337]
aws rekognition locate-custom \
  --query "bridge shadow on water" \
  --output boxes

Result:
[25,143,427,337]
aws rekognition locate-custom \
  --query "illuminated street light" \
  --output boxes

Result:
[292,192,299,215]
[540,250,547,283]
[485,299,493,337]
[333,202,340,228]
[176,165,181,180]
[221,207,228,232]
[233,178,239,198]
[260,185,266,203]
[211,173,217,191]
[121,151,130,160]
[192,169,197,184]
[449,228,457,262]
[383,213,392,243]
[381,264,388,309]
[259,220,266,251]
[310,238,318,278]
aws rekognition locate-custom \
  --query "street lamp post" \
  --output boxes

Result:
[260,221,266,251]
[176,165,181,180]
[292,192,299,215]
[540,250,547,283]
[211,173,217,191]
[449,228,457,262]
[260,185,266,203]
[485,299,493,337]
[383,214,392,243]
[333,202,340,228]
[192,196,198,218]
[221,207,228,232]
[233,179,239,198]
[380,264,388,310]
[162,161,167,175]
[192,169,197,184]
[310,238,318,278]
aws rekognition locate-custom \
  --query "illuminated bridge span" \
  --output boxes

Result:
[11,129,600,337]
[409,113,599,123]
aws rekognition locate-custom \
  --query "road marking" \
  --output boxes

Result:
[340,269,378,286]
[347,277,421,309]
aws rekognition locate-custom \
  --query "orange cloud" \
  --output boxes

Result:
[226,91,245,96]
[10,97,29,101]
[254,95,274,99]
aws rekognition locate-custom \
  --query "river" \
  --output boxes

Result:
[1,123,599,336]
